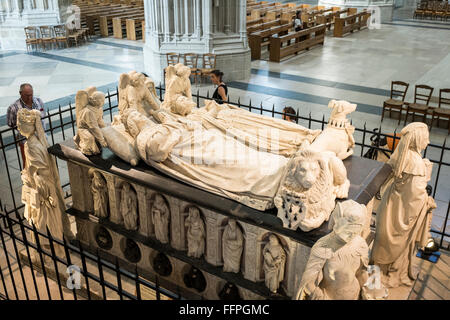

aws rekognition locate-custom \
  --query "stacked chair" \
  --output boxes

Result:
[24,25,90,52]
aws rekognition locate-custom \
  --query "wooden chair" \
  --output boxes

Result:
[430,88,450,134]
[184,53,201,84]
[53,25,69,48]
[200,54,217,83]
[39,26,56,51]
[404,84,434,125]
[166,52,179,66]
[381,81,409,124]
[24,27,41,52]
[68,29,84,47]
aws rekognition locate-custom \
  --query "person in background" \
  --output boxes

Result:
[282,106,297,123]
[294,11,303,32]
[210,70,228,104]
[6,83,45,167]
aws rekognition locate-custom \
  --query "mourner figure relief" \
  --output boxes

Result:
[152,194,170,244]
[89,169,108,219]
[295,200,370,300]
[120,183,138,231]
[371,122,435,288]
[185,207,206,259]
[18,109,73,254]
[263,235,286,293]
[74,87,107,155]
[222,219,244,273]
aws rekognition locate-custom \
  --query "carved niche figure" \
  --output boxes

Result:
[274,149,350,231]
[295,200,370,300]
[371,122,435,288]
[88,169,108,219]
[308,99,356,160]
[120,182,138,231]
[18,109,74,250]
[222,219,244,273]
[118,71,161,117]
[185,207,205,258]
[74,87,107,155]
[151,194,170,244]
[263,235,286,293]
[161,63,196,116]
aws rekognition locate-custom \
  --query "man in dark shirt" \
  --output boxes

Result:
[6,83,45,166]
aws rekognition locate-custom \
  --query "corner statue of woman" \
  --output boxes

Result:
[120,183,138,231]
[89,169,108,219]
[185,207,205,258]
[295,200,370,300]
[263,235,286,293]
[222,219,244,273]
[152,194,170,244]
[18,109,74,251]
[371,122,435,288]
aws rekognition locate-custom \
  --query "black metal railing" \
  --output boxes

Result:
[0,84,448,300]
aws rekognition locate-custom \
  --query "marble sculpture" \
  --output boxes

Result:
[74,86,107,155]
[85,68,358,233]
[152,194,170,244]
[263,235,286,293]
[18,109,73,250]
[222,219,244,273]
[185,207,206,258]
[120,182,138,231]
[89,168,108,219]
[371,122,435,288]
[295,200,370,300]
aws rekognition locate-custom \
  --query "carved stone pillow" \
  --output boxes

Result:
[101,125,140,166]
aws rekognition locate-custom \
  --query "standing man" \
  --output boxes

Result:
[6,83,45,166]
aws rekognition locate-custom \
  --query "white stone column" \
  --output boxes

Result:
[194,0,201,38]
[162,0,170,42]
[36,0,45,11]
[174,0,181,41]
[224,0,231,34]
[23,0,32,11]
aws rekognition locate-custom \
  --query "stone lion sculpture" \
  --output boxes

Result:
[274,149,350,231]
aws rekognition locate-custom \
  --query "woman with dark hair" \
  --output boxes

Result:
[210,70,228,103]
[294,11,303,32]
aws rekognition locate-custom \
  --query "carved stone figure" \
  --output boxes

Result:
[161,63,196,116]
[222,219,244,273]
[89,169,108,219]
[18,109,74,253]
[274,149,350,231]
[120,183,138,231]
[295,200,370,300]
[308,99,356,160]
[152,194,170,244]
[371,122,435,288]
[74,87,107,155]
[118,71,160,117]
[263,235,286,293]
[185,207,205,258]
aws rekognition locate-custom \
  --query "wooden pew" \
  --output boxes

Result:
[269,24,326,62]
[333,10,370,37]
[248,23,291,59]
[247,19,283,34]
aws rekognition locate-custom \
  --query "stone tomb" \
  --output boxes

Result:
[49,139,390,300]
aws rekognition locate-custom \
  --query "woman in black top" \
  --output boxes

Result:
[210,70,228,104]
